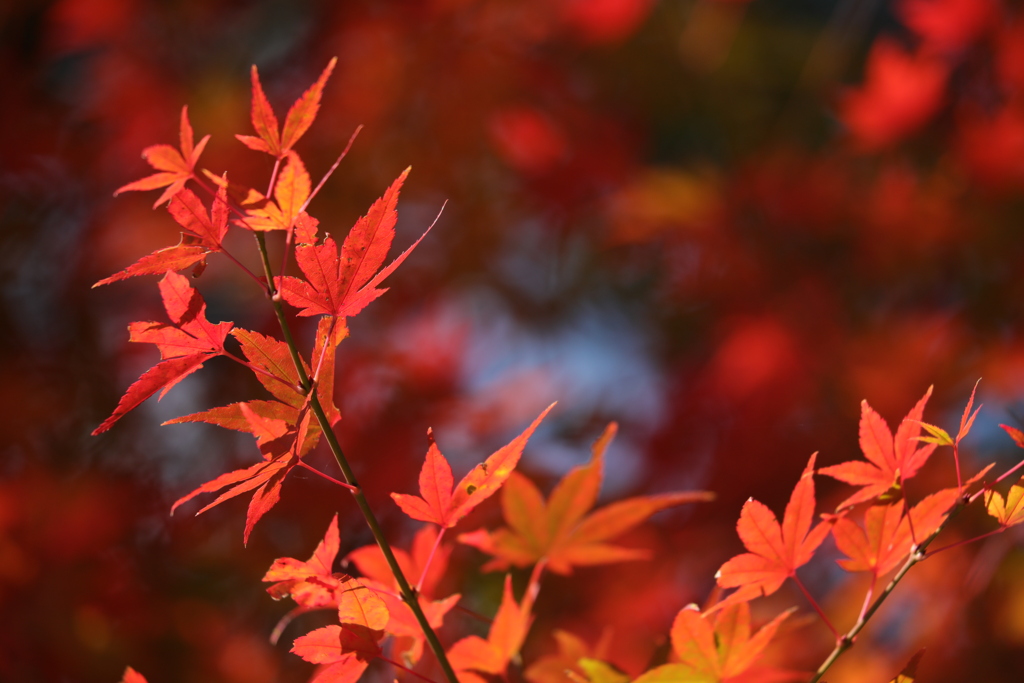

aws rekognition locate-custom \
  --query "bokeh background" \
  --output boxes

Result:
[5,0,1024,681]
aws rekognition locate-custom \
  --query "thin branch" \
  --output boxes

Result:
[250,235,460,683]
[808,500,967,683]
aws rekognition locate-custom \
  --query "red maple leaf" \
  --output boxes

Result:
[237,58,337,158]
[96,183,231,287]
[458,422,714,574]
[714,453,830,609]
[92,271,232,435]
[115,106,209,207]
[277,168,432,318]
[346,526,460,664]
[265,513,343,607]
[819,387,938,509]
[290,625,379,683]
[390,404,555,528]
[171,408,314,545]
[165,318,343,453]
[93,239,209,287]
[840,40,947,151]
[120,667,148,683]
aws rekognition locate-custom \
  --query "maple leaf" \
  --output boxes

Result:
[984,476,1024,527]
[524,629,611,683]
[237,58,337,158]
[447,574,533,679]
[115,106,209,207]
[265,513,342,606]
[171,410,314,545]
[457,422,714,575]
[347,525,452,600]
[277,168,433,318]
[92,271,232,435]
[166,183,230,250]
[832,488,960,576]
[713,453,830,609]
[120,667,148,683]
[889,649,925,683]
[635,602,793,683]
[96,183,231,286]
[391,403,555,528]
[290,625,378,683]
[819,387,938,510]
[346,526,460,664]
[263,516,390,629]
[840,40,947,151]
[93,238,210,287]
[165,318,343,453]
[240,152,312,231]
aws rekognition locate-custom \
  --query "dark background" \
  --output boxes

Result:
[4,0,1024,681]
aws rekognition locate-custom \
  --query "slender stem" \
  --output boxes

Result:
[183,174,267,286]
[416,527,447,594]
[991,456,1024,488]
[380,655,441,683]
[296,460,358,491]
[855,574,877,625]
[453,603,493,624]
[224,351,303,393]
[251,235,460,683]
[808,501,966,683]
[792,574,838,639]
[952,443,963,493]
[928,527,1005,556]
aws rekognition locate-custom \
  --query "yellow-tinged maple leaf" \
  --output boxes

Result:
[458,423,714,575]
[634,602,794,683]
[984,475,1024,527]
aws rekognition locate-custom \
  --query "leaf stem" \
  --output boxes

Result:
[380,655,442,683]
[416,527,446,594]
[927,527,1005,556]
[296,460,357,491]
[792,574,838,640]
[807,501,966,683]
[252,234,461,683]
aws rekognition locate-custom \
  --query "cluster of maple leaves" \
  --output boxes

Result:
[93,57,1024,683]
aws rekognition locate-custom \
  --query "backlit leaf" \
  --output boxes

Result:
[714,453,829,608]
[392,404,554,528]
[820,387,938,509]
[459,422,713,574]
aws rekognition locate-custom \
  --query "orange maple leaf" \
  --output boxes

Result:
[832,489,959,576]
[635,601,794,683]
[447,575,534,682]
[391,403,555,528]
[713,453,829,609]
[237,58,337,158]
[115,106,209,207]
[819,387,938,509]
[458,422,714,575]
